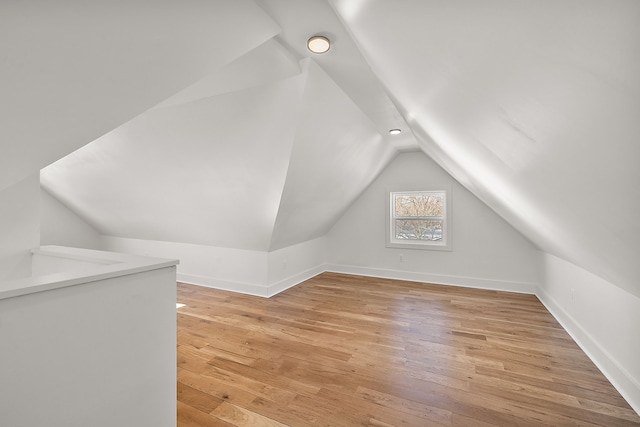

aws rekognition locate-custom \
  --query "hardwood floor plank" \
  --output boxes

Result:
[177,401,234,427]
[578,398,640,423]
[176,272,640,426]
[178,345,214,374]
[474,365,630,408]
[469,382,638,427]
[178,368,259,408]
[247,396,330,426]
[210,402,290,427]
[354,385,453,425]
[201,364,296,406]
[177,382,224,414]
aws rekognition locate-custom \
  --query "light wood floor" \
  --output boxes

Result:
[176,272,640,426]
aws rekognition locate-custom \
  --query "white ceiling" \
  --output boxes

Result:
[1,0,279,192]
[14,0,638,297]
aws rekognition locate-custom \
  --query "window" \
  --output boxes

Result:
[387,190,451,250]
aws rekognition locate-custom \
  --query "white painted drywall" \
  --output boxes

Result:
[0,174,40,280]
[101,235,326,297]
[42,59,395,254]
[1,0,280,193]
[40,188,103,250]
[43,73,305,252]
[102,236,269,296]
[267,237,326,296]
[326,152,541,293]
[0,265,177,427]
[269,60,395,250]
[538,253,640,414]
[330,0,640,299]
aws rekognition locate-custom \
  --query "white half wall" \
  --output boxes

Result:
[40,188,103,250]
[537,253,640,415]
[101,236,325,298]
[326,151,541,293]
[0,258,177,427]
[0,174,40,280]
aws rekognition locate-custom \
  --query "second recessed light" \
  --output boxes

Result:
[307,35,331,54]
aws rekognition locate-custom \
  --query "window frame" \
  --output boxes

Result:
[386,188,452,251]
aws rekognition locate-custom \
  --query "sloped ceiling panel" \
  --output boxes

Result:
[154,39,300,110]
[331,0,640,296]
[269,59,395,250]
[42,72,304,251]
[0,0,279,192]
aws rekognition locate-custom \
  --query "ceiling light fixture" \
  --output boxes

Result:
[389,129,402,135]
[307,35,331,54]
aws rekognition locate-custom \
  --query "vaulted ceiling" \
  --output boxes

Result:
[5,1,638,296]
[329,0,640,297]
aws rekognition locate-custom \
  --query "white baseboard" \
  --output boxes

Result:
[536,287,640,416]
[324,264,537,294]
[180,264,536,297]
[266,265,325,297]
[177,273,271,298]
[177,264,325,298]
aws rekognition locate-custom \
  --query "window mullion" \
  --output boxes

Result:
[394,216,442,220]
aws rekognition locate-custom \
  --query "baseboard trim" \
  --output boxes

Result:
[177,264,325,298]
[177,273,271,298]
[179,265,537,297]
[324,264,537,294]
[536,287,640,416]
[267,265,325,297]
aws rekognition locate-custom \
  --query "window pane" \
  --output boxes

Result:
[394,219,443,241]
[394,193,443,217]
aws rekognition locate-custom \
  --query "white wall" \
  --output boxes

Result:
[101,236,325,297]
[0,264,177,427]
[40,188,103,250]
[102,236,267,295]
[267,237,326,295]
[0,174,40,280]
[326,151,541,293]
[538,253,640,414]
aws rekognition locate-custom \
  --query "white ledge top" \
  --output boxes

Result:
[0,245,179,300]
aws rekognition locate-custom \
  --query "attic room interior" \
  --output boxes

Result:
[1,0,639,426]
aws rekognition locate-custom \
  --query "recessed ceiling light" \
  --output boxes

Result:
[307,35,330,54]
[389,129,402,135]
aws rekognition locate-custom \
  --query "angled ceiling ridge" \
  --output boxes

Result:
[153,38,302,110]
[268,57,396,251]
[265,59,313,252]
[40,184,105,236]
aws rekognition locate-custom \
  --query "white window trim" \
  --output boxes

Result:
[386,188,452,251]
